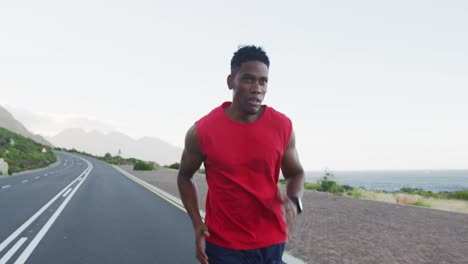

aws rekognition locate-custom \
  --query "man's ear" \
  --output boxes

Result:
[227,74,233,90]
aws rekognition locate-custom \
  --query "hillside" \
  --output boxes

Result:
[0,127,56,175]
[0,105,52,146]
[48,128,182,166]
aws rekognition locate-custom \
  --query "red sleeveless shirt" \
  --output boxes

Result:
[196,102,292,249]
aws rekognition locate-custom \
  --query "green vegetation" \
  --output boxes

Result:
[411,200,432,208]
[450,190,468,201]
[162,162,205,174]
[278,171,348,194]
[279,170,468,203]
[346,189,364,198]
[165,162,180,170]
[278,179,285,186]
[133,161,155,171]
[162,162,206,174]
[318,175,345,194]
[55,148,158,170]
[304,182,320,191]
[399,187,468,201]
[0,127,56,175]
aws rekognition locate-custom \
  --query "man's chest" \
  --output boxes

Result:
[204,127,284,169]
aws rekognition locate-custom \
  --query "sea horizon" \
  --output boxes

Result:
[301,169,468,193]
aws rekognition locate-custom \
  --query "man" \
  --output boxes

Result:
[177,45,305,264]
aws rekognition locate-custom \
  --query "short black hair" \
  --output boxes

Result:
[230,45,270,74]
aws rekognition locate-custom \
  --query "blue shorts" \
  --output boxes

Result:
[205,241,285,264]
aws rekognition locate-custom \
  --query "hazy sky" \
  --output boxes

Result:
[1,1,467,170]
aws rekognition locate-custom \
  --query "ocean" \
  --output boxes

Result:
[304,170,468,192]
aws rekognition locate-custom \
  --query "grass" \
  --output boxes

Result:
[400,187,468,201]
[346,189,363,198]
[305,182,320,191]
[449,190,468,201]
[0,127,56,174]
[278,180,320,191]
[411,200,432,208]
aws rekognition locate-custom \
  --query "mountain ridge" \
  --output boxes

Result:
[0,105,53,146]
[47,128,182,165]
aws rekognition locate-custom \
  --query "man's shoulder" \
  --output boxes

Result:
[266,106,292,124]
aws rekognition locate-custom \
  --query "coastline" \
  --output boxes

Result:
[303,169,468,193]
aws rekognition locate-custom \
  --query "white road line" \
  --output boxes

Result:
[1,185,11,189]
[0,160,92,254]
[62,188,72,197]
[43,173,48,176]
[34,177,40,180]
[22,180,28,183]
[14,164,92,264]
[0,237,28,264]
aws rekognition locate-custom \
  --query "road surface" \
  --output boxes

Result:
[0,151,196,264]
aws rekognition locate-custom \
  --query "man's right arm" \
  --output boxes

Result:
[177,124,209,264]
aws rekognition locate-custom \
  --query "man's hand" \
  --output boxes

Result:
[195,224,210,264]
[277,190,298,237]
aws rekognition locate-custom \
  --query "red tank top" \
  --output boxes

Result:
[196,102,292,250]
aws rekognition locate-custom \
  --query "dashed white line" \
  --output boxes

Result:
[22,180,28,183]
[0,237,28,264]
[0,159,92,254]
[62,188,72,198]
[1,185,11,189]
[34,177,40,180]
[14,165,92,264]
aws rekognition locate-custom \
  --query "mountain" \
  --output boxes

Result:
[0,105,53,146]
[5,105,119,137]
[48,128,182,165]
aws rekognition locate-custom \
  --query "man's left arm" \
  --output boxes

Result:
[281,130,305,200]
[280,130,305,234]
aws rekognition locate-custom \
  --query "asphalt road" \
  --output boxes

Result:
[0,151,197,264]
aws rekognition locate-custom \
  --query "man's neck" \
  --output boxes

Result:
[224,103,265,123]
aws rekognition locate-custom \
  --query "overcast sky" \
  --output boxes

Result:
[1,0,467,170]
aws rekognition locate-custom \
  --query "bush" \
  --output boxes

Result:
[166,163,180,170]
[319,176,337,192]
[133,161,154,171]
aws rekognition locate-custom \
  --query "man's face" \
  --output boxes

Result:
[228,60,269,115]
